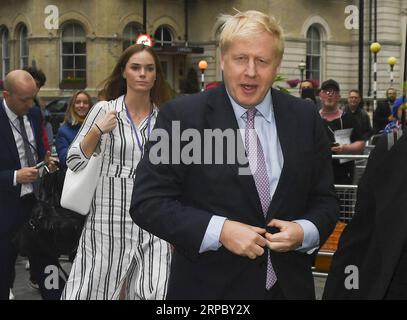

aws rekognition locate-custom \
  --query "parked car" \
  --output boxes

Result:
[45,96,98,135]
[45,98,70,135]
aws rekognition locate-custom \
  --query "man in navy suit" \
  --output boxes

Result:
[0,70,55,299]
[130,10,338,299]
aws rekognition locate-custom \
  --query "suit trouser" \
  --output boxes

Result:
[0,232,18,299]
[0,194,36,299]
[28,254,65,300]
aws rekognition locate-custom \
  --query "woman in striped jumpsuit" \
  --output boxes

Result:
[61,44,172,300]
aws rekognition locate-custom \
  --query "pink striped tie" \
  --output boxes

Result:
[245,108,277,290]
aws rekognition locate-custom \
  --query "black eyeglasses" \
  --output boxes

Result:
[321,89,339,96]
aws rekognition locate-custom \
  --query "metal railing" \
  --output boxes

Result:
[313,154,365,278]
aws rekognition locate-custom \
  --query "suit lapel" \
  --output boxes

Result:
[267,89,295,218]
[205,85,264,216]
[0,100,20,165]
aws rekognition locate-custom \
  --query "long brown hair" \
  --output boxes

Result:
[98,44,170,106]
[64,90,93,125]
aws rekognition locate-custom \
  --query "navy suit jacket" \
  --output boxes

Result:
[130,85,338,299]
[0,99,45,235]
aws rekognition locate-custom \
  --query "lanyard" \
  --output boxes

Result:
[326,116,344,136]
[2,104,38,154]
[124,102,153,157]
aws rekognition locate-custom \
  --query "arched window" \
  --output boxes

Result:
[123,22,143,51]
[154,26,173,47]
[306,25,321,82]
[60,22,86,84]
[18,25,29,69]
[0,27,10,79]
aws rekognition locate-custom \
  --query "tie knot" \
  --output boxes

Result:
[246,108,257,121]
[18,116,25,124]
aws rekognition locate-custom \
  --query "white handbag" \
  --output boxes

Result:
[60,152,102,215]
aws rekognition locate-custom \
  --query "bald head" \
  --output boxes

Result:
[3,70,39,116]
[4,70,37,94]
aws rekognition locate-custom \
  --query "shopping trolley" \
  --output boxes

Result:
[313,155,369,278]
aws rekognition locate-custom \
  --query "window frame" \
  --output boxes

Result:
[60,22,87,86]
[154,26,173,47]
[306,25,321,82]
[122,22,143,51]
[1,27,10,79]
[19,25,29,69]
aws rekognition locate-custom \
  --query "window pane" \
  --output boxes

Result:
[73,24,86,40]
[75,71,86,79]
[21,57,28,69]
[162,27,172,42]
[123,23,143,40]
[62,42,73,54]
[123,22,143,50]
[74,42,86,54]
[75,56,86,69]
[306,39,312,54]
[21,41,29,56]
[312,40,320,54]
[312,56,320,70]
[63,55,74,69]
[62,25,75,42]
[63,70,74,79]
[154,29,161,42]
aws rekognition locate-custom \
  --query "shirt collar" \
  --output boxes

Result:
[227,89,273,123]
[3,99,19,122]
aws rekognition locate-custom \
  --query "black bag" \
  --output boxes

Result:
[16,170,86,257]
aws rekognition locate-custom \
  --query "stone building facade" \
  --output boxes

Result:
[0,0,406,101]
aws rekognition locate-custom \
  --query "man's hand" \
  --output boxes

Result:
[265,219,304,252]
[331,144,346,154]
[44,151,58,173]
[219,220,267,259]
[16,167,39,184]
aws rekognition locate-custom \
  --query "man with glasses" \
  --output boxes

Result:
[344,89,372,141]
[319,79,365,185]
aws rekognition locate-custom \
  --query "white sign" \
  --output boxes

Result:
[136,34,153,46]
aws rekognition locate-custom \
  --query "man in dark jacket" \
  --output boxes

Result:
[343,89,372,141]
[324,129,407,299]
[0,70,57,300]
[130,10,338,300]
[373,87,397,133]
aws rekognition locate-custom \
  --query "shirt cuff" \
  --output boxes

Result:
[13,171,17,186]
[199,215,227,253]
[293,219,320,254]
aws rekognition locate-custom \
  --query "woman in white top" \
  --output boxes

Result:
[61,44,172,300]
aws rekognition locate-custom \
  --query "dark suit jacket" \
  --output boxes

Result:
[373,99,392,133]
[323,130,407,299]
[130,85,338,299]
[0,99,45,235]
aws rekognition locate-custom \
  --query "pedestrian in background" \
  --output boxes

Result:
[343,89,372,141]
[55,90,93,171]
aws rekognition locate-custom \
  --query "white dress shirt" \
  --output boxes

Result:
[199,89,320,254]
[3,100,38,197]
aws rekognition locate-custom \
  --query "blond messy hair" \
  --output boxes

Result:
[218,10,285,62]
